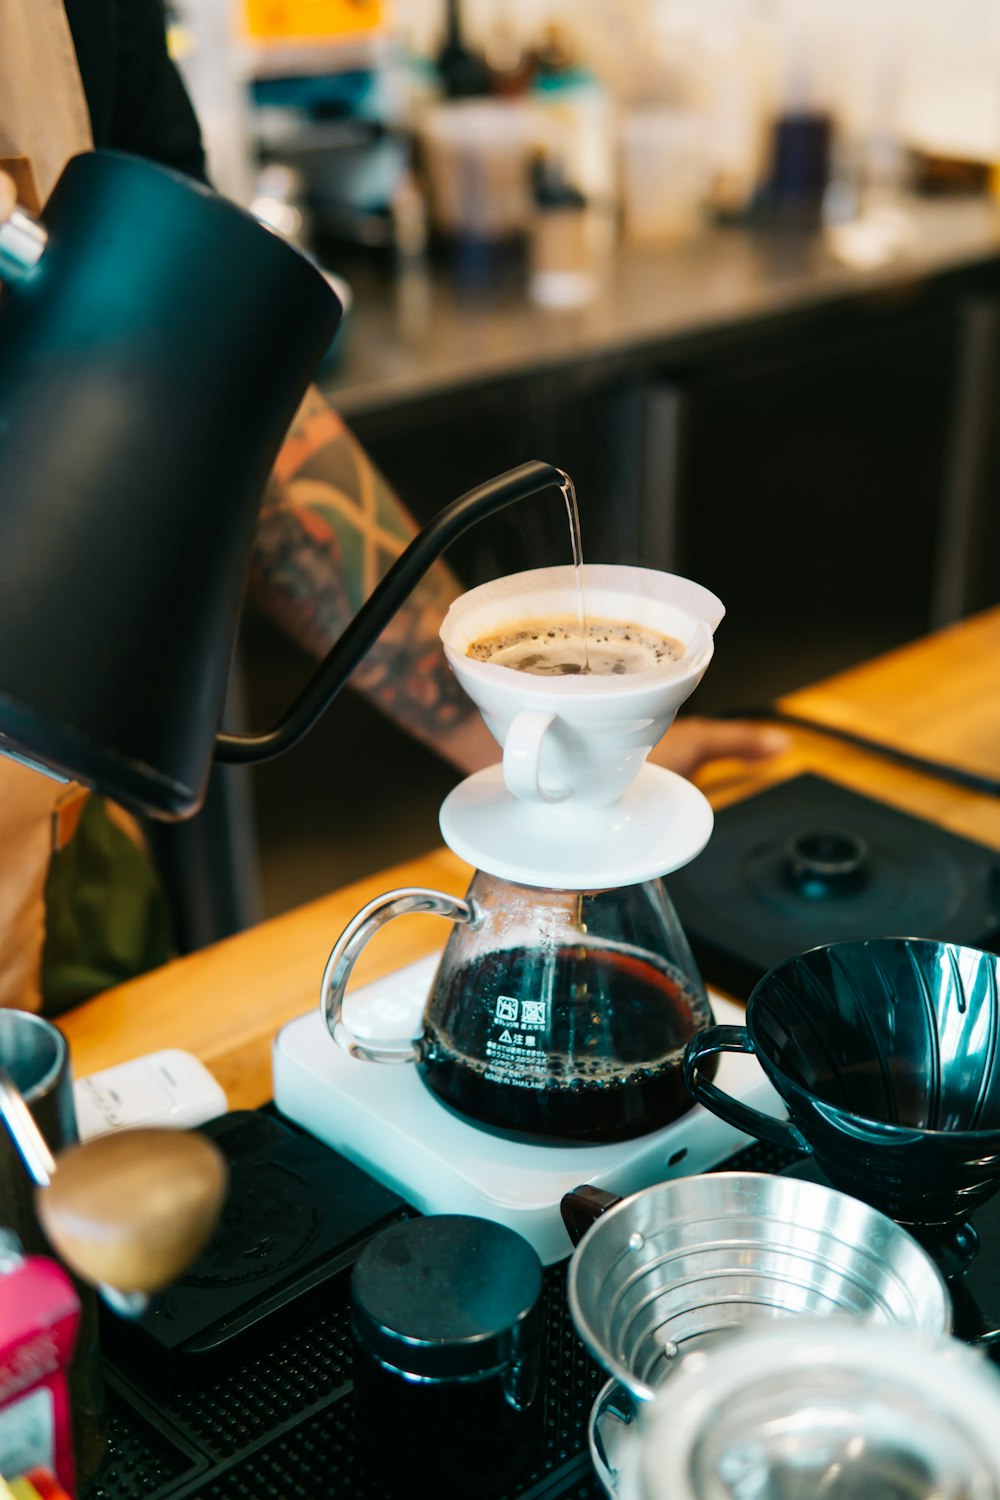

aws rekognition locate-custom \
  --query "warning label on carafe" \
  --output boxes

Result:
[484,994,550,1088]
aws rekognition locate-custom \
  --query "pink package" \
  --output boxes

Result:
[0,1242,80,1497]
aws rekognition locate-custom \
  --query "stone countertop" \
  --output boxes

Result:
[319,197,1000,419]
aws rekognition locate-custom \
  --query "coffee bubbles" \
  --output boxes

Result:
[422,942,713,1144]
[467,617,683,676]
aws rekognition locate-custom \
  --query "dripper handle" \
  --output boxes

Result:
[320,887,475,1064]
[683,1026,812,1154]
[503,711,570,803]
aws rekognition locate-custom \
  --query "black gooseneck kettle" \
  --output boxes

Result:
[0,150,562,819]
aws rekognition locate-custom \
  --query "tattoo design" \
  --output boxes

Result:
[248,388,476,744]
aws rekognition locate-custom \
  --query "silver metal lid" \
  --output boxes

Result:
[629,1323,1000,1500]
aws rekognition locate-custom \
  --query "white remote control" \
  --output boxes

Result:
[73,1049,227,1140]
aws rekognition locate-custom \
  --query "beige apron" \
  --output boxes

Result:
[0,2,93,1009]
[0,763,87,1010]
[0,0,93,205]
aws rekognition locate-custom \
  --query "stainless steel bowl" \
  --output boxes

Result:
[567,1172,952,1403]
[628,1323,1000,1500]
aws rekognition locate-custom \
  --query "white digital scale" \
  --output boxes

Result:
[273,951,785,1265]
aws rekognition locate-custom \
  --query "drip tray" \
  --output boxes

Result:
[272,954,783,1264]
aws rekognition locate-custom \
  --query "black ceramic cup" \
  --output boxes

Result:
[683,938,1000,1254]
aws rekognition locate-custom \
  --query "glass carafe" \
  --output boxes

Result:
[321,870,714,1146]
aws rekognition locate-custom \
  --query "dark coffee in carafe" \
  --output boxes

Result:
[322,871,715,1148]
[421,943,714,1145]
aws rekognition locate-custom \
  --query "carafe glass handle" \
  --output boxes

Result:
[320,887,475,1064]
[683,1025,811,1154]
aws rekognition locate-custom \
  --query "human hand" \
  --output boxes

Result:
[650,716,790,780]
[0,170,17,223]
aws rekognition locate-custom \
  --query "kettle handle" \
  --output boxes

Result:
[320,887,475,1064]
[683,1025,812,1154]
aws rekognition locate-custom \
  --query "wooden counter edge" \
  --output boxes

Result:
[60,845,473,1112]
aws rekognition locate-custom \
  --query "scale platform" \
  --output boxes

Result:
[273,953,785,1264]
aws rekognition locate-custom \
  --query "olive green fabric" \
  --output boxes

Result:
[41,796,175,1016]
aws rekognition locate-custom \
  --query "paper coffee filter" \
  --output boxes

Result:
[441,566,724,690]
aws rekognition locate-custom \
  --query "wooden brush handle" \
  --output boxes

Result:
[36,1127,227,1294]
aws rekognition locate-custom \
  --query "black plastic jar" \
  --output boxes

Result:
[350,1214,544,1496]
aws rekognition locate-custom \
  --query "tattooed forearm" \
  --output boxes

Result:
[248,390,479,750]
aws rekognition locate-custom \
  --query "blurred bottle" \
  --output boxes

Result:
[437,0,490,99]
[529,155,594,308]
[697,10,771,222]
[391,165,429,266]
[249,163,311,249]
[761,15,834,228]
[620,108,708,247]
[768,111,833,225]
[484,17,534,99]
[167,0,256,205]
[418,97,536,287]
[529,22,576,82]
[841,11,910,210]
[531,67,617,271]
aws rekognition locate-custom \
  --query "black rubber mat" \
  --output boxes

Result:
[83,1131,790,1500]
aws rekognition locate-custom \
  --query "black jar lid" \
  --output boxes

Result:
[351,1215,544,1380]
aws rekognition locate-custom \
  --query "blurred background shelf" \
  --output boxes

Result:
[159,0,1000,934]
[234,214,1000,923]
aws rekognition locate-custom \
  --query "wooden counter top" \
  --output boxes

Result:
[698,606,1000,850]
[60,606,1000,1111]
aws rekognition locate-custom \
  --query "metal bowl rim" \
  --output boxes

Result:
[566,1171,952,1399]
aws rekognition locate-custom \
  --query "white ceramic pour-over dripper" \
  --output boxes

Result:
[438,566,724,889]
[440,565,724,808]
